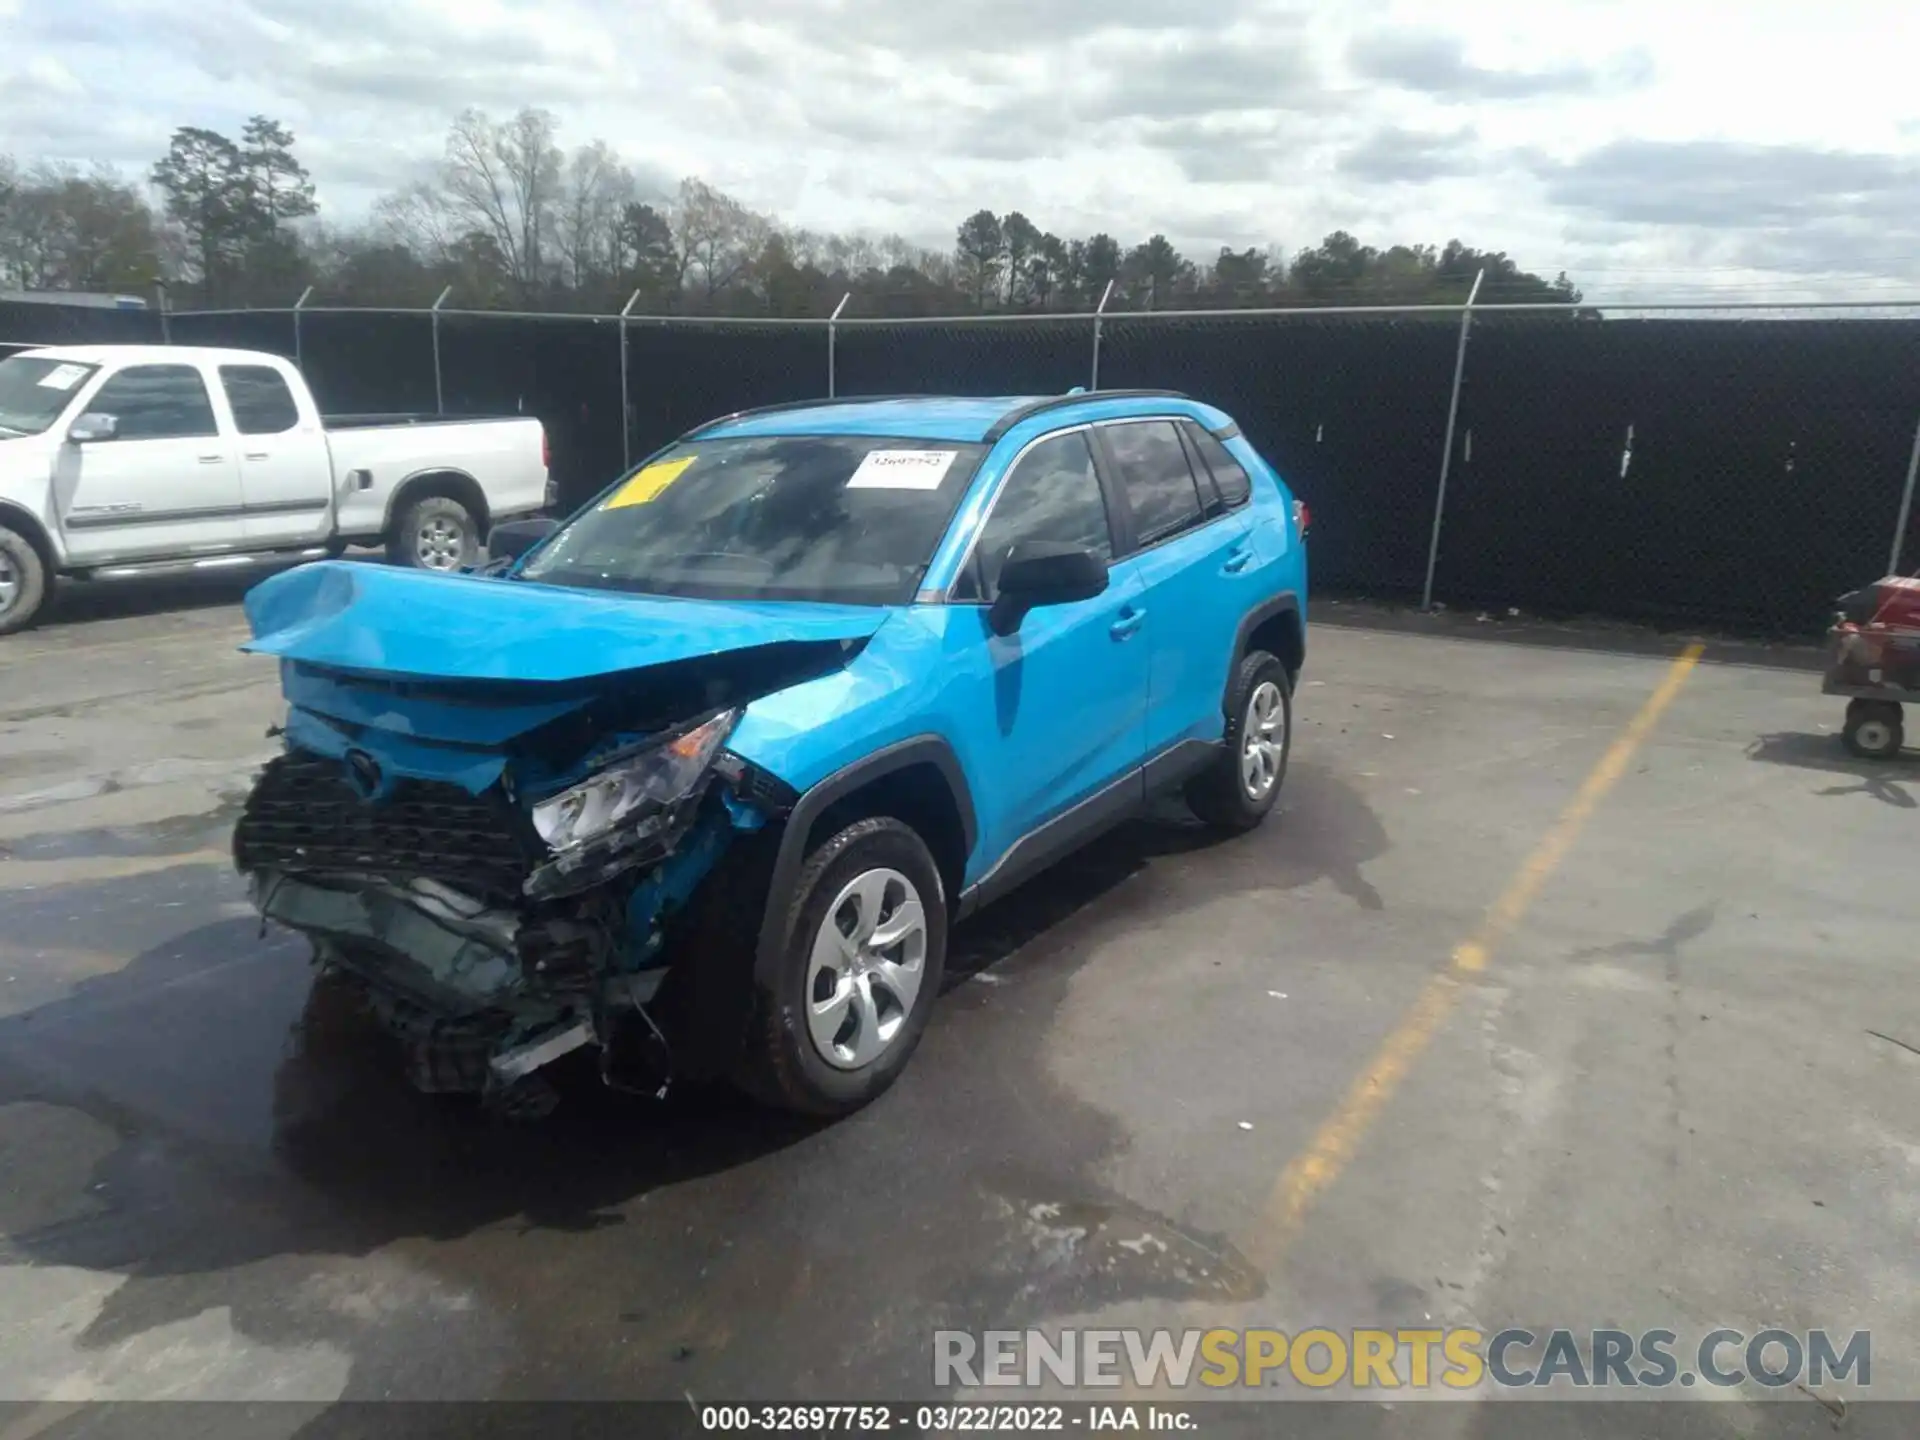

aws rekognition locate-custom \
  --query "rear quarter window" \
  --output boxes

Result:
[1181,421,1253,509]
[220,365,300,435]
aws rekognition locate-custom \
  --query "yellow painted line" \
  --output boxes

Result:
[0,848,230,892]
[0,1404,89,1440]
[1243,641,1706,1275]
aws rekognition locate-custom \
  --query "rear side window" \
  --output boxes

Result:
[953,430,1113,601]
[220,365,299,435]
[1101,419,1204,546]
[87,365,219,440]
[1182,421,1252,509]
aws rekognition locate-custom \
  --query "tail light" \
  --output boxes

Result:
[1293,499,1310,537]
[540,425,550,470]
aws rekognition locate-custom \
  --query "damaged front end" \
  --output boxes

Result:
[234,655,815,1117]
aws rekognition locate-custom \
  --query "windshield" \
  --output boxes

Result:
[0,356,99,437]
[521,434,988,605]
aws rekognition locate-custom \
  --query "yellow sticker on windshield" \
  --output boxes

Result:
[605,456,696,509]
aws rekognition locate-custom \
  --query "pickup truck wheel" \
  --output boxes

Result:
[1186,649,1291,833]
[390,496,480,571]
[735,817,948,1117]
[0,526,48,637]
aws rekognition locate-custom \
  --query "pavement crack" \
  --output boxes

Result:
[1867,1029,1920,1060]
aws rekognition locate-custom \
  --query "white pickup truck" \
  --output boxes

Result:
[0,344,553,634]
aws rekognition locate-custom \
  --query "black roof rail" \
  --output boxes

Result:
[981,388,1194,443]
[685,393,943,438]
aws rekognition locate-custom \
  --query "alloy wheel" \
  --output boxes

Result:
[416,517,468,569]
[805,866,929,1070]
[1241,679,1287,800]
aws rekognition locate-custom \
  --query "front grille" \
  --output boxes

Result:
[234,752,538,906]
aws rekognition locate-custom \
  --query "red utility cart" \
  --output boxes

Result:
[1826,575,1920,759]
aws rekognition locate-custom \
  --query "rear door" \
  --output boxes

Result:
[1091,417,1255,763]
[56,361,245,563]
[219,362,334,546]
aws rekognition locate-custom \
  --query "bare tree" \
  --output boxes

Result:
[440,107,563,290]
[372,182,462,262]
[556,141,637,291]
[672,177,765,303]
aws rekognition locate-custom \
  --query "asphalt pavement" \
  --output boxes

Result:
[1,579,1916,1436]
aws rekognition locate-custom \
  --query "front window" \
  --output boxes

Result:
[520,435,987,605]
[951,430,1114,602]
[0,356,100,437]
[87,364,220,440]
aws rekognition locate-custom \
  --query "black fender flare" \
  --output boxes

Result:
[751,735,977,988]
[1232,591,1304,680]
[381,468,490,537]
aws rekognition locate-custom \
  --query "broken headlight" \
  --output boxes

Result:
[531,709,739,853]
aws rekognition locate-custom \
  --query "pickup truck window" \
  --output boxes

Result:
[219,365,300,435]
[520,435,988,606]
[0,356,100,436]
[88,365,220,441]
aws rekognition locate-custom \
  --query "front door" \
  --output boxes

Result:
[56,361,244,563]
[946,427,1149,873]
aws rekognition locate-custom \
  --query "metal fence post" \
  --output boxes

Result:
[430,286,453,415]
[1421,268,1485,612]
[1090,280,1116,390]
[827,293,851,397]
[291,286,313,369]
[1891,413,1920,574]
[619,289,641,470]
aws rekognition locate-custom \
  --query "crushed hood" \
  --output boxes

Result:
[241,561,893,684]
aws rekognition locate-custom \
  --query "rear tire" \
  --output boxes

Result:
[389,495,480,571]
[734,817,948,1117]
[0,525,49,637]
[1186,649,1292,833]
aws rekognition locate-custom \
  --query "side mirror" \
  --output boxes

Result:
[68,413,118,444]
[988,541,1108,635]
[487,516,560,564]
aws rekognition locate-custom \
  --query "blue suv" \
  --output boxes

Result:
[234,389,1308,1117]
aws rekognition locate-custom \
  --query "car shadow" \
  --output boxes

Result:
[1747,730,1919,808]
[0,758,1383,1402]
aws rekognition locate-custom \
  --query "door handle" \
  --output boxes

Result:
[1110,606,1147,640]
[197,454,226,464]
[245,452,269,461]
[1223,548,1253,573]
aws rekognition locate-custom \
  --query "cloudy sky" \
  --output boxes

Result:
[5,0,1919,301]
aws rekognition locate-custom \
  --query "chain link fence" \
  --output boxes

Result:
[6,295,1920,636]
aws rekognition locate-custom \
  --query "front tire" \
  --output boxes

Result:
[389,495,480,571]
[735,817,948,1117]
[1187,649,1292,833]
[0,525,49,637]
